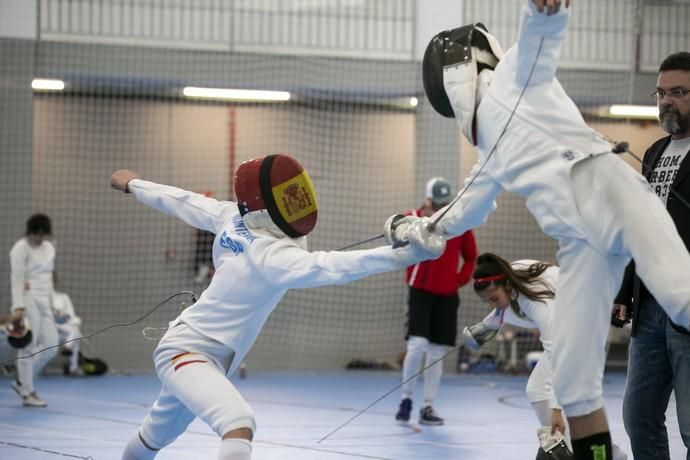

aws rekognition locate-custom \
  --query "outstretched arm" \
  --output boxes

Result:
[111,169,232,234]
[263,244,417,290]
[263,219,445,290]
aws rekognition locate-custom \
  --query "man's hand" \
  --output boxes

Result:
[111,169,140,193]
[533,0,570,15]
[611,303,630,328]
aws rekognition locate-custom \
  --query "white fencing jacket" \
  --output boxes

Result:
[436,1,614,241]
[129,179,420,368]
[10,238,56,311]
[479,260,559,406]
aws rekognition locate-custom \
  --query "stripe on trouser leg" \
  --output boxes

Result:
[171,352,208,371]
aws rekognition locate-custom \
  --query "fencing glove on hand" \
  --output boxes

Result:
[536,426,574,460]
[407,217,446,259]
[384,214,417,248]
[462,321,499,351]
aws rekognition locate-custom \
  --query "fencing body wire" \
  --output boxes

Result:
[317,37,547,445]
[2,290,196,366]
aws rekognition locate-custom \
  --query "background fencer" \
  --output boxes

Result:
[9,213,60,408]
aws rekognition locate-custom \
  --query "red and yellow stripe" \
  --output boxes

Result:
[171,352,208,371]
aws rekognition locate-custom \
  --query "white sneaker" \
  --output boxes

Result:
[22,392,47,408]
[67,367,85,378]
[612,443,628,460]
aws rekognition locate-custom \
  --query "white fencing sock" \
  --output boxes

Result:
[218,438,252,460]
[401,336,429,398]
[121,433,157,460]
[422,343,447,407]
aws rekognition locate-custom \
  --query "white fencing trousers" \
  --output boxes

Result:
[573,153,690,329]
[401,336,446,406]
[138,323,255,452]
[549,153,690,417]
[16,294,58,396]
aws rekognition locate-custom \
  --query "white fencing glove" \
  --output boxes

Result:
[536,427,574,460]
[384,214,417,248]
[462,321,499,351]
[406,217,446,259]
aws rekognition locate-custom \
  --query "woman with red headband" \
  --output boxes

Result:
[468,252,627,460]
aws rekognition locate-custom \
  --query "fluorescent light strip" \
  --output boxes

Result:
[183,87,290,102]
[609,104,658,118]
[32,78,65,91]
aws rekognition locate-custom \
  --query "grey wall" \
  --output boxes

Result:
[29,95,425,371]
[0,38,34,326]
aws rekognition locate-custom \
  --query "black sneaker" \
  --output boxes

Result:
[395,398,412,422]
[419,406,444,426]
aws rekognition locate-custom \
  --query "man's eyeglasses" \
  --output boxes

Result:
[651,88,690,101]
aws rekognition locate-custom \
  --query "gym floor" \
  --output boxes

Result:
[0,370,683,459]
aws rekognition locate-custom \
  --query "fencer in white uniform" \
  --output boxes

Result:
[112,154,445,460]
[387,0,690,456]
[466,257,627,460]
[9,214,59,407]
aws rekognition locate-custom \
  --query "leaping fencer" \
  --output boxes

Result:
[384,1,690,458]
[467,253,627,460]
[111,154,445,460]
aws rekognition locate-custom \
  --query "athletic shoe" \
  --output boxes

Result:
[12,381,47,407]
[419,406,444,425]
[395,398,412,422]
[67,367,85,378]
[22,392,47,408]
[612,443,628,460]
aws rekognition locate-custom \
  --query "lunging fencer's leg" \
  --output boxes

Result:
[155,349,256,457]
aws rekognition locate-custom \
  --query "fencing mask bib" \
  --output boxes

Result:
[423,23,503,145]
[234,154,318,238]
